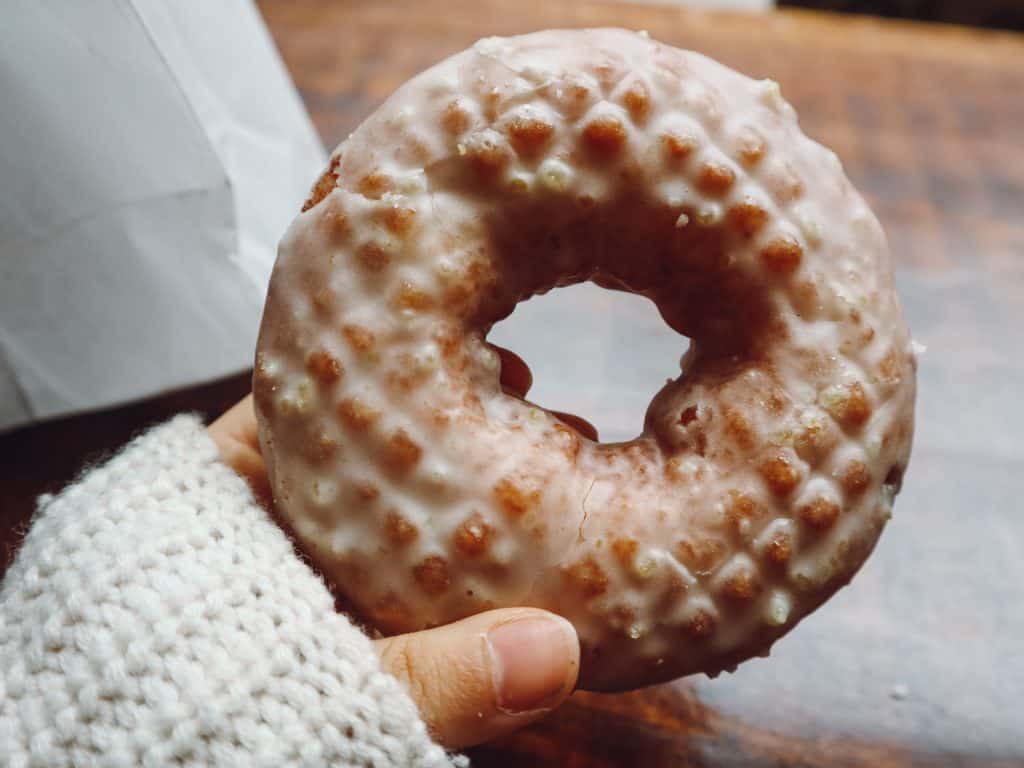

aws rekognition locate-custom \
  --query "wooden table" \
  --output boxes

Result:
[3,1,1022,765]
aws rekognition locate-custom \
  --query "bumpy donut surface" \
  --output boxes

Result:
[254,29,917,690]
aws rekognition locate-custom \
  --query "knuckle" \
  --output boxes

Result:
[379,636,431,710]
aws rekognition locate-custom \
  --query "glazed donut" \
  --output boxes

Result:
[254,29,917,690]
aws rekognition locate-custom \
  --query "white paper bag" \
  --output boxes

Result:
[0,0,326,432]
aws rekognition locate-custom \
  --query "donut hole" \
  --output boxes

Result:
[487,282,687,442]
[470,183,783,451]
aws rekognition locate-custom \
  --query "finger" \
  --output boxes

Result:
[375,608,579,749]
[484,347,598,440]
[210,393,261,450]
[551,410,599,442]
[208,394,271,503]
[491,345,533,398]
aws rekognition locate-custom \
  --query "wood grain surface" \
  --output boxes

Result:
[3,1,1022,765]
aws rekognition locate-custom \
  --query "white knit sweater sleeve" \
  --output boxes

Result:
[0,415,466,768]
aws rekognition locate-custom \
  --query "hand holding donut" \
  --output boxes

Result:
[210,379,582,750]
[254,29,917,691]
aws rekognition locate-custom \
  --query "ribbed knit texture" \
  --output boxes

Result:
[0,416,465,767]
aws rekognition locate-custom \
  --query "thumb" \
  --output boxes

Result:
[374,608,579,749]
